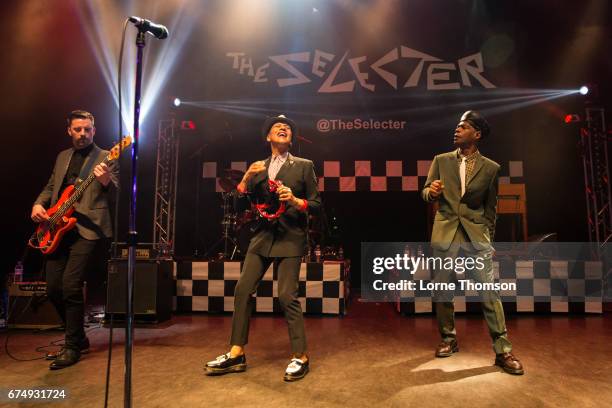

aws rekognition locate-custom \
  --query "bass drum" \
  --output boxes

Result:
[236,219,261,255]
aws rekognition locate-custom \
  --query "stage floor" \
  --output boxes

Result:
[1,302,611,407]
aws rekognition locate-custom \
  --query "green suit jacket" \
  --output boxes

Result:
[421,150,500,251]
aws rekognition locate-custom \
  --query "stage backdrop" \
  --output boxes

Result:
[166,0,607,283]
[1,1,610,282]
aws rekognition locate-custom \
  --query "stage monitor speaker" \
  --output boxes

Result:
[8,282,63,329]
[106,260,173,323]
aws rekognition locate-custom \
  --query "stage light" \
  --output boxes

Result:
[180,120,196,130]
[564,114,581,123]
[174,97,181,107]
[579,86,589,95]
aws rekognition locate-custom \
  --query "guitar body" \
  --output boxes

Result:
[29,185,78,255]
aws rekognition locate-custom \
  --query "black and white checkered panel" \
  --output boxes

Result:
[174,261,347,315]
[202,160,524,192]
[396,260,603,314]
[498,160,525,185]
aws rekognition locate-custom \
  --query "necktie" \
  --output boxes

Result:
[459,156,467,197]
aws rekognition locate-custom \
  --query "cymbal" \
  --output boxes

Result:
[223,169,244,180]
[219,177,238,192]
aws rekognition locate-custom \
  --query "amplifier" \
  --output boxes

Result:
[7,282,63,329]
[110,242,172,260]
[106,260,173,323]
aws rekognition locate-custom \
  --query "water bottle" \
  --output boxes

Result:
[314,244,321,263]
[14,261,24,283]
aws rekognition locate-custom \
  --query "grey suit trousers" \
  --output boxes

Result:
[230,253,306,353]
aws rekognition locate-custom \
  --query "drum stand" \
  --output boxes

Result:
[205,192,239,260]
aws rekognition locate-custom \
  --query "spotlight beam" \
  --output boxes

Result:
[478,92,571,116]
[77,0,198,137]
[382,92,569,116]
[181,90,572,120]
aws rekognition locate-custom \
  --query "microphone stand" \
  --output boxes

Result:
[124,28,146,408]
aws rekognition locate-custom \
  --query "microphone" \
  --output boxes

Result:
[128,16,169,39]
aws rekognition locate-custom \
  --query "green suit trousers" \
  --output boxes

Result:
[433,225,512,354]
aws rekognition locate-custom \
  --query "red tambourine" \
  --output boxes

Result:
[254,179,286,220]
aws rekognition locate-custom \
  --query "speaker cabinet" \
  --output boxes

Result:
[106,260,173,323]
[8,282,63,329]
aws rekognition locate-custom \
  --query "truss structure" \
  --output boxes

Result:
[153,117,179,258]
[581,107,611,247]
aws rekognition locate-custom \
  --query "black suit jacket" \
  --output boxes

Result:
[34,143,119,240]
[244,154,321,257]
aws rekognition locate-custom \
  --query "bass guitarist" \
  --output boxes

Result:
[31,110,118,370]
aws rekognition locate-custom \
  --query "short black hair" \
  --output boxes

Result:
[67,110,95,127]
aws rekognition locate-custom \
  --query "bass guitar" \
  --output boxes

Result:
[28,137,131,254]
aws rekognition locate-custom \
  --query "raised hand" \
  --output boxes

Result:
[243,161,266,182]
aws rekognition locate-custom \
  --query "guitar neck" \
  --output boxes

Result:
[69,157,112,204]
[52,157,111,220]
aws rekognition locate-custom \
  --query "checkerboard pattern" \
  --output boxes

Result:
[395,260,603,314]
[174,261,348,315]
[202,160,524,192]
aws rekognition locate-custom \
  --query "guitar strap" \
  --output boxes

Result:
[76,145,99,186]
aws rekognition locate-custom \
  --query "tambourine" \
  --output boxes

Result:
[253,179,286,220]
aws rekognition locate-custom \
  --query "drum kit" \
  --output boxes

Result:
[206,168,323,260]
[204,169,253,260]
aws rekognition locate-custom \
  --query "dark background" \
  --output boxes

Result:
[0,0,610,284]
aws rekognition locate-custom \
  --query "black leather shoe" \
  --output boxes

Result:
[204,353,247,375]
[283,358,309,382]
[46,337,90,360]
[495,352,524,375]
[435,339,459,357]
[49,348,81,370]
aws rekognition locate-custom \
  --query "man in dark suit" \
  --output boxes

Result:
[205,114,321,381]
[422,110,524,375]
[31,110,118,369]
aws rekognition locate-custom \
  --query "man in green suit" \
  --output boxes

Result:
[422,110,524,375]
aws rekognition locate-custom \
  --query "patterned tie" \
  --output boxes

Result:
[268,156,282,180]
[459,156,467,197]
